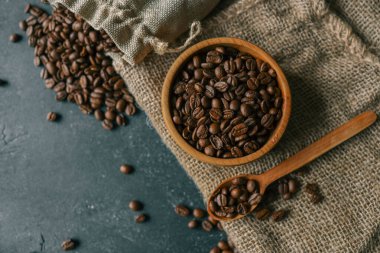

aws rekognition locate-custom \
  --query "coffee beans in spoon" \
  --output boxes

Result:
[208,177,262,219]
[170,46,283,158]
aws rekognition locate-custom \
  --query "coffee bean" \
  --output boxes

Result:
[305,183,323,204]
[216,222,223,231]
[175,205,190,217]
[202,220,213,232]
[288,179,297,193]
[120,164,133,174]
[188,220,198,229]
[135,214,148,223]
[255,208,271,220]
[210,247,221,253]
[272,209,286,222]
[129,200,143,211]
[218,240,230,250]
[94,109,104,121]
[19,20,27,31]
[193,208,205,218]
[9,33,22,42]
[61,239,76,251]
[46,112,58,121]
[102,119,113,130]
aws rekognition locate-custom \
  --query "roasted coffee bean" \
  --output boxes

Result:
[210,247,221,253]
[120,164,133,174]
[61,239,76,251]
[22,4,136,130]
[135,214,148,223]
[255,208,271,220]
[19,20,27,31]
[46,112,58,121]
[102,119,113,130]
[202,220,213,232]
[175,205,190,217]
[171,46,282,158]
[193,208,205,218]
[272,209,286,222]
[288,179,297,193]
[188,220,199,229]
[129,200,143,211]
[9,33,22,42]
[94,109,104,121]
[305,183,323,204]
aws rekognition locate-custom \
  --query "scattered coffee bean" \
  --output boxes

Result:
[22,4,137,130]
[9,33,22,42]
[129,200,143,211]
[61,239,76,251]
[46,112,58,121]
[305,183,323,204]
[193,208,205,218]
[135,214,148,223]
[209,177,261,219]
[188,220,199,229]
[271,209,287,222]
[120,164,133,174]
[171,46,283,158]
[216,222,224,231]
[218,240,230,250]
[202,220,213,232]
[255,207,271,220]
[175,204,190,217]
[210,247,221,253]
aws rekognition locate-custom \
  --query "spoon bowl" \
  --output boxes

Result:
[207,111,377,222]
[207,174,268,222]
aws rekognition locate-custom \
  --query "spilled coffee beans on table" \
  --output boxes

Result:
[170,46,283,157]
[21,4,137,130]
[208,177,262,219]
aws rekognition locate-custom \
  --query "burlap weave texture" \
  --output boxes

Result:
[51,0,380,252]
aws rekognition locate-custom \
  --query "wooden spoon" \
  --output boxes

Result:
[207,111,377,222]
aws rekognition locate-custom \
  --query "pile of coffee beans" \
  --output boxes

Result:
[305,183,323,204]
[170,46,283,158]
[208,177,262,219]
[21,4,137,130]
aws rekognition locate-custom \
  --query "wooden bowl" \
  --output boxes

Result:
[162,37,291,166]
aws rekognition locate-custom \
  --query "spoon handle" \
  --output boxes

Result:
[261,111,377,187]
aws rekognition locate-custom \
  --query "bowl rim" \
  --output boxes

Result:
[161,37,291,166]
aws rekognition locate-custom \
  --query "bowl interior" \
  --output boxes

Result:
[162,37,291,166]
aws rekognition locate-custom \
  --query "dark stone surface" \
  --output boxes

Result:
[0,1,223,252]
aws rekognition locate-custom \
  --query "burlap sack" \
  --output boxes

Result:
[51,0,380,252]
[49,0,220,64]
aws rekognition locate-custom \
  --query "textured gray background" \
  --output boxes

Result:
[0,1,223,252]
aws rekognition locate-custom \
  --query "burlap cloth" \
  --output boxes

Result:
[51,0,380,252]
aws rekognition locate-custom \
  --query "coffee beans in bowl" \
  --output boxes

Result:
[162,38,291,166]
